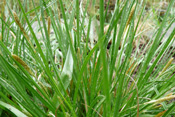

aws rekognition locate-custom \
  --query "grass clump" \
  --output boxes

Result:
[0,0,175,116]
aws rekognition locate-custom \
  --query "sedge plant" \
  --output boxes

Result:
[0,0,175,116]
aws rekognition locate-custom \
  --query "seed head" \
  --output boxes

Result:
[12,54,34,76]
[126,3,136,27]
[12,11,34,50]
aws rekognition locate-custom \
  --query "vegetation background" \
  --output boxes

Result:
[0,0,175,116]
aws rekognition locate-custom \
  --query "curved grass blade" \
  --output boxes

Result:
[0,101,27,117]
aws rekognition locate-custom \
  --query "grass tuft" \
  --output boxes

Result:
[0,0,175,116]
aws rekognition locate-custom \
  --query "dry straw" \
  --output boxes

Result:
[10,31,16,39]
[131,94,175,109]
[144,94,175,105]
[159,57,174,75]
[12,54,34,76]
[155,110,166,117]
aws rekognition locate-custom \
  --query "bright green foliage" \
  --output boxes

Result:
[0,0,175,116]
